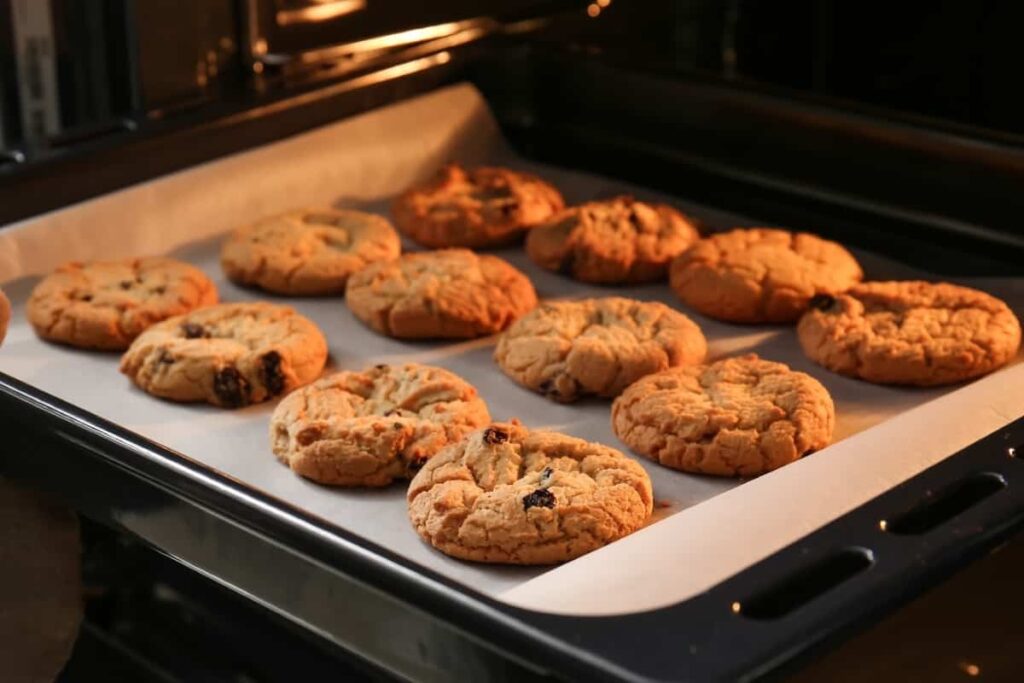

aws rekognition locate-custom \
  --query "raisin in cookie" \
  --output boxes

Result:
[27,257,217,350]
[669,228,863,324]
[220,208,401,295]
[526,196,699,284]
[345,248,537,339]
[392,164,564,248]
[612,354,834,476]
[271,363,490,487]
[797,281,1022,386]
[120,302,327,408]
[494,297,707,402]
[407,421,653,564]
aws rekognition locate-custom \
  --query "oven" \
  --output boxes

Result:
[2,2,1023,681]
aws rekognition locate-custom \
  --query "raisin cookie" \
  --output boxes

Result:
[494,297,707,402]
[612,354,834,476]
[120,302,327,408]
[220,208,401,295]
[392,164,564,248]
[798,281,1022,386]
[0,286,10,345]
[345,248,537,339]
[407,421,653,564]
[526,196,700,284]
[27,257,217,350]
[271,363,490,487]
[669,228,863,324]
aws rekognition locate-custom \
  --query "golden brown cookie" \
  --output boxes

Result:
[494,297,707,402]
[797,281,1022,386]
[270,363,490,487]
[611,354,834,476]
[392,164,564,248]
[526,196,700,284]
[120,302,327,408]
[220,208,401,295]
[345,248,537,339]
[26,257,218,350]
[407,421,653,564]
[0,287,10,346]
[669,228,863,324]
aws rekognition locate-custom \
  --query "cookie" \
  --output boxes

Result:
[669,228,863,323]
[392,164,564,248]
[611,354,834,476]
[407,421,653,564]
[270,363,490,487]
[220,208,401,295]
[494,297,707,402]
[120,302,327,408]
[26,257,218,350]
[345,248,537,339]
[526,196,700,284]
[797,281,1022,386]
[0,287,10,346]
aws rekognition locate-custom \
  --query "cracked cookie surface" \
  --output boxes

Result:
[345,248,537,339]
[27,257,218,350]
[669,228,863,323]
[220,208,400,295]
[407,421,653,564]
[612,354,834,476]
[120,302,327,408]
[526,196,700,283]
[797,281,1022,386]
[271,363,490,487]
[494,297,707,402]
[392,164,564,248]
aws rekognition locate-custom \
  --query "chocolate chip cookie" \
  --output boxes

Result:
[797,281,1022,386]
[27,257,218,350]
[345,248,537,339]
[392,164,565,248]
[669,228,863,324]
[120,302,327,408]
[494,297,707,402]
[526,196,700,284]
[220,208,401,295]
[271,363,490,487]
[407,421,653,564]
[612,354,835,476]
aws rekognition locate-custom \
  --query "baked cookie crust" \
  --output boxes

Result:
[407,421,653,564]
[612,354,834,476]
[392,164,564,248]
[797,281,1022,386]
[27,257,218,350]
[526,196,699,283]
[345,248,537,339]
[220,208,401,295]
[120,302,327,408]
[494,297,707,402]
[669,228,863,323]
[271,363,490,487]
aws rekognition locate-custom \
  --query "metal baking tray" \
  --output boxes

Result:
[2,83,1023,681]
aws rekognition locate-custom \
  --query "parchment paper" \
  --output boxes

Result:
[0,84,1021,614]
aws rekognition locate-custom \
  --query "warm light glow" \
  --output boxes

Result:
[878,519,888,531]
[731,601,741,614]
[276,0,366,27]
[959,661,981,677]
[1010,446,1017,458]
[597,0,612,6]
[587,3,601,17]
